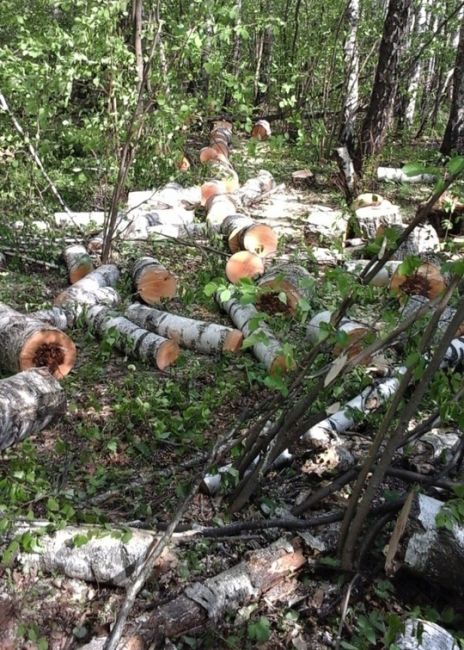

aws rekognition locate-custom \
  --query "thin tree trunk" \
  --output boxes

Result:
[404,0,428,125]
[134,0,144,94]
[354,0,412,175]
[441,18,464,155]
[223,0,242,108]
[340,0,360,155]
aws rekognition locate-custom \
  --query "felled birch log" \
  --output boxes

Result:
[221,215,278,257]
[126,207,195,238]
[256,264,312,315]
[344,259,402,287]
[210,123,232,145]
[354,199,403,239]
[205,194,241,231]
[386,493,464,595]
[395,619,459,650]
[140,538,305,645]
[401,295,464,338]
[0,368,66,451]
[54,264,121,326]
[9,521,176,587]
[125,303,243,354]
[216,295,290,374]
[238,170,275,207]
[225,251,265,283]
[377,167,436,183]
[305,310,374,358]
[0,303,76,378]
[28,307,69,331]
[200,146,229,164]
[203,369,407,494]
[251,119,271,140]
[301,367,406,449]
[86,305,179,370]
[127,183,202,211]
[390,258,447,300]
[442,336,464,370]
[63,244,94,284]
[201,179,229,206]
[377,223,440,260]
[54,211,106,228]
[132,257,177,304]
[303,206,349,245]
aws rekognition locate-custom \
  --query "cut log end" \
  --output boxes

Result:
[390,262,446,300]
[333,326,371,358]
[69,261,93,285]
[270,354,293,375]
[257,278,301,314]
[156,339,180,370]
[19,330,77,378]
[251,120,271,141]
[242,224,278,257]
[223,329,244,353]
[177,156,190,172]
[137,269,177,304]
[201,180,227,206]
[225,252,265,283]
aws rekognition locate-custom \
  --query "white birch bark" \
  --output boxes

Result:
[0,368,66,451]
[396,618,459,650]
[344,259,402,286]
[86,305,179,370]
[405,0,429,124]
[377,167,436,183]
[340,0,360,151]
[238,170,275,207]
[216,294,288,373]
[125,303,243,354]
[9,521,176,587]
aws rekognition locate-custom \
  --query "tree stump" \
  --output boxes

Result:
[354,199,403,239]
[251,119,271,140]
[291,169,315,189]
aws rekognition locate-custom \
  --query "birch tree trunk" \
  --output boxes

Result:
[354,0,412,174]
[404,0,429,125]
[63,244,94,284]
[340,0,360,155]
[0,368,66,451]
[441,19,464,155]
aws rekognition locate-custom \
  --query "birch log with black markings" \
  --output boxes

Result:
[9,521,177,587]
[132,257,177,305]
[29,307,69,331]
[63,244,94,284]
[0,303,76,378]
[386,493,464,595]
[302,367,406,448]
[86,305,179,370]
[396,619,459,650]
[55,286,121,327]
[217,295,290,373]
[257,264,312,314]
[125,303,243,354]
[305,310,374,358]
[238,170,275,207]
[0,368,66,451]
[140,538,305,645]
[442,336,464,370]
[54,211,106,228]
[225,251,265,283]
[377,167,437,183]
[221,215,278,257]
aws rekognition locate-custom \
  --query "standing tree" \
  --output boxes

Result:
[339,0,360,156]
[354,0,412,175]
[441,18,464,155]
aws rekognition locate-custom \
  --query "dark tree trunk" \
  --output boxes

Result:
[354,0,412,175]
[441,19,464,155]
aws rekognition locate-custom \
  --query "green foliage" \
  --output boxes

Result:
[247,616,271,644]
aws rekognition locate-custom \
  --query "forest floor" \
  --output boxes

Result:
[1,134,462,650]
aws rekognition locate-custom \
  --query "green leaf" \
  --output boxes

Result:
[448,157,464,176]
[203,282,218,297]
[402,163,429,177]
[247,616,271,643]
[47,497,59,512]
